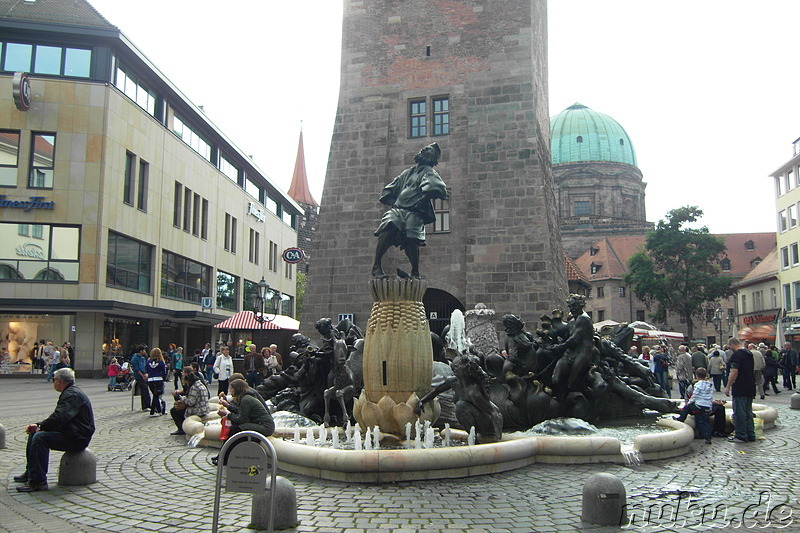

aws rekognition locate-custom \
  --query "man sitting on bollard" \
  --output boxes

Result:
[14,367,95,492]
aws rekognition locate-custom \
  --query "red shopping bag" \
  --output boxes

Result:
[219,418,232,440]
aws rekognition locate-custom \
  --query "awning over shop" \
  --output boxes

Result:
[739,324,775,341]
[635,329,684,341]
[213,310,299,331]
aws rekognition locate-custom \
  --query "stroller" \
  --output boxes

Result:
[111,363,133,391]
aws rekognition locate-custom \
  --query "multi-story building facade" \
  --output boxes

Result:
[771,136,800,344]
[0,0,300,375]
[732,248,779,344]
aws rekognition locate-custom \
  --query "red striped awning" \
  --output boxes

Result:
[213,310,299,331]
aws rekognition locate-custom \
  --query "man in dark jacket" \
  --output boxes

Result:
[780,342,797,390]
[725,338,756,443]
[14,368,95,491]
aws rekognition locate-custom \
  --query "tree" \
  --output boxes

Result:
[624,206,734,340]
[296,270,307,319]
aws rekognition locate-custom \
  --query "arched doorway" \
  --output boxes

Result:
[423,288,464,337]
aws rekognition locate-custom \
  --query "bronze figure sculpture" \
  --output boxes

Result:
[372,142,448,279]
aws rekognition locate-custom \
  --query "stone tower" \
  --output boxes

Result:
[302,0,567,334]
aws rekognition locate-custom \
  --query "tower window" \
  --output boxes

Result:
[576,135,583,143]
[409,100,426,138]
[573,200,591,216]
[619,139,625,146]
[432,97,449,136]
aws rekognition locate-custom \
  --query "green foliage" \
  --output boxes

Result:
[296,270,306,318]
[624,206,734,338]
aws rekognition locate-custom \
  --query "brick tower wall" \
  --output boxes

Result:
[302,0,567,333]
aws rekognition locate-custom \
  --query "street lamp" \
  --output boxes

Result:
[711,306,725,344]
[252,278,282,351]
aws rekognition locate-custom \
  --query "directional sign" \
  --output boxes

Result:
[282,247,305,264]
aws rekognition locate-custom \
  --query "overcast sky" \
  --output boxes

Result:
[88,0,799,235]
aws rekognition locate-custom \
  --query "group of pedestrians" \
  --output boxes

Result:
[35,340,73,382]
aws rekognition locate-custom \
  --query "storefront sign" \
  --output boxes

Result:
[247,202,266,222]
[282,247,304,263]
[0,195,55,211]
[743,313,777,326]
[15,242,45,259]
[12,72,31,111]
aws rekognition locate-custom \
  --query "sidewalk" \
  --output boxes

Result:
[1,376,799,532]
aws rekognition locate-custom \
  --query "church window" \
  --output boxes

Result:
[409,100,426,138]
[573,200,591,216]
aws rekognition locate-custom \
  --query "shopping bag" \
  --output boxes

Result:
[219,418,232,440]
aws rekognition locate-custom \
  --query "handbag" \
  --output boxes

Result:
[173,400,186,410]
[219,418,232,440]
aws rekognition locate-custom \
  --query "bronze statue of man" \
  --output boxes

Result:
[372,142,448,279]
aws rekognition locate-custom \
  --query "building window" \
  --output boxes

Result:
[201,199,209,240]
[218,154,239,183]
[173,182,182,227]
[782,246,790,269]
[0,223,79,281]
[589,247,598,256]
[137,160,149,212]
[754,290,763,311]
[183,187,192,231]
[780,210,788,232]
[618,286,625,297]
[245,176,262,201]
[266,197,279,217]
[793,244,800,266]
[409,99,426,138]
[216,271,238,311]
[17,224,29,236]
[242,279,256,311]
[0,130,20,187]
[794,282,800,312]
[2,42,91,78]
[432,194,450,233]
[596,286,605,298]
[785,284,793,311]
[720,258,731,272]
[123,152,135,205]
[106,231,152,293]
[282,210,295,228]
[172,115,211,161]
[597,310,605,321]
[249,229,260,264]
[224,214,237,253]
[771,287,778,308]
[269,241,278,273]
[785,173,792,195]
[432,97,449,135]
[573,200,591,216]
[636,310,645,322]
[285,261,293,280]
[744,240,755,251]
[576,135,583,143]
[192,193,201,236]
[590,262,600,274]
[114,64,157,116]
[282,295,295,317]
[161,251,211,303]
[741,294,747,314]
[29,132,55,188]
[790,205,798,229]
[776,176,784,197]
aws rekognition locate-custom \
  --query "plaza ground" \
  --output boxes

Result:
[1,376,798,532]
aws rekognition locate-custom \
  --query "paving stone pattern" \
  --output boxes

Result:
[1,377,798,532]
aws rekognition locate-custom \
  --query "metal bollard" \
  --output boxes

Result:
[250,475,298,530]
[0,423,5,449]
[791,393,800,410]
[581,472,626,526]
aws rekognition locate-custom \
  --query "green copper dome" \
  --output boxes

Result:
[550,103,637,166]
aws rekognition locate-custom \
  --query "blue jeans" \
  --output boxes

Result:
[711,374,723,391]
[46,363,58,381]
[732,395,755,441]
[25,431,85,482]
[204,366,214,384]
[693,407,712,439]
[655,371,671,398]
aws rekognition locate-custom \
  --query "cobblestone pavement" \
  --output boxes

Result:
[1,376,799,532]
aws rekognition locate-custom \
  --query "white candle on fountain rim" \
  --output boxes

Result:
[425,426,435,449]
[354,426,362,451]
[306,426,315,446]
[444,423,451,447]
[332,428,339,449]
[468,426,476,446]
[319,425,327,444]
[414,420,422,440]
[345,419,352,440]
[364,427,373,450]
[373,427,380,449]
[405,422,412,447]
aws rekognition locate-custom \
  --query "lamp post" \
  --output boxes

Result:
[711,306,725,345]
[252,278,281,352]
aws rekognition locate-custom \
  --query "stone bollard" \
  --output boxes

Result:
[791,393,800,410]
[582,473,626,526]
[250,476,298,530]
[0,423,5,449]
[58,448,97,486]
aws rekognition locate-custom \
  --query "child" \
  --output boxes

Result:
[674,367,714,444]
[107,357,121,391]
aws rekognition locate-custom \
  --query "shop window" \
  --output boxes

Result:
[160,250,211,303]
[0,130,20,187]
[106,231,152,293]
[0,223,79,282]
[29,132,55,188]
[216,271,238,311]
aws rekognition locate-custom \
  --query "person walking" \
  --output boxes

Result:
[725,338,756,443]
[213,346,234,396]
[750,343,766,399]
[762,348,780,396]
[130,345,151,411]
[652,345,671,398]
[674,345,693,399]
[779,342,797,390]
[691,345,708,372]
[172,346,184,389]
[203,344,216,384]
[707,347,726,392]
[147,348,168,416]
